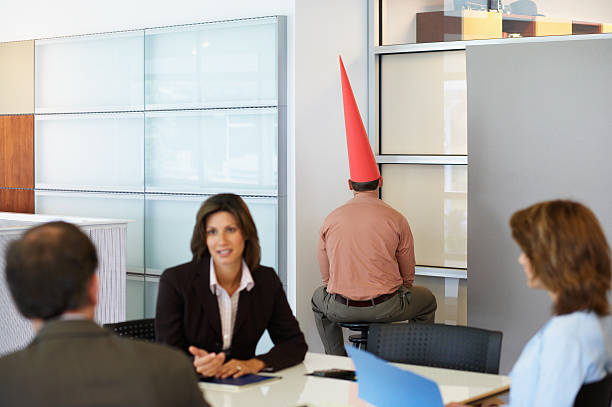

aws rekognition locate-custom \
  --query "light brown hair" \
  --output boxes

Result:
[190,193,261,271]
[510,200,611,316]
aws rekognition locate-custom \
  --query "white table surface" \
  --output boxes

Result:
[199,352,511,407]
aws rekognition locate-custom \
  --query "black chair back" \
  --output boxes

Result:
[103,318,155,342]
[366,323,502,374]
[574,373,612,407]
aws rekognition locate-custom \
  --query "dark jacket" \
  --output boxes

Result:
[0,320,209,407]
[155,256,307,371]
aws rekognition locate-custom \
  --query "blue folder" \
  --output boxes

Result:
[346,346,444,407]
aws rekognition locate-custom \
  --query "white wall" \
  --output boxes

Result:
[535,0,612,22]
[0,1,291,42]
[294,0,368,353]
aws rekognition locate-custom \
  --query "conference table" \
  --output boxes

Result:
[199,352,511,407]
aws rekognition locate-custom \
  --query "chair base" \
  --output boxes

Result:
[338,322,370,350]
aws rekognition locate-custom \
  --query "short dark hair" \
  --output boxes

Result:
[350,178,380,192]
[191,193,261,271]
[5,221,98,320]
[510,200,611,316]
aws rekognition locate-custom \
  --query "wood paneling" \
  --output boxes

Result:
[0,189,34,213]
[0,115,34,189]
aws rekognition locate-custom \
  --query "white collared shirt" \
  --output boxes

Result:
[209,258,255,350]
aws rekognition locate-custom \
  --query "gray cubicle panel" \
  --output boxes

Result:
[466,37,612,373]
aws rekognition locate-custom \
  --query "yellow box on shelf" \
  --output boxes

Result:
[462,10,502,41]
[534,17,572,37]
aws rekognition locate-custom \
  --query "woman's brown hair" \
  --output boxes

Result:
[510,200,611,316]
[190,193,261,271]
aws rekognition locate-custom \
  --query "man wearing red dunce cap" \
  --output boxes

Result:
[311,57,437,356]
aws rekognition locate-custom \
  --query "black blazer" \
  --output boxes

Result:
[155,256,307,371]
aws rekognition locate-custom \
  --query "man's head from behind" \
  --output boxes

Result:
[348,177,383,193]
[5,221,98,321]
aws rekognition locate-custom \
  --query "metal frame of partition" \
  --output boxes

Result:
[367,1,468,286]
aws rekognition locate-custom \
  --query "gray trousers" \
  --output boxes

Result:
[311,285,437,356]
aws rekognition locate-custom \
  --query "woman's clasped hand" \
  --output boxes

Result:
[189,346,266,378]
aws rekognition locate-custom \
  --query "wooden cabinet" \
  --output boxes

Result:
[417,10,502,43]
[0,115,34,213]
[0,189,34,213]
[0,115,34,189]
[0,41,34,115]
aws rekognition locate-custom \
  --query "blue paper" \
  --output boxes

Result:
[346,346,444,407]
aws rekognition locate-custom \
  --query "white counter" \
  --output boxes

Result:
[0,212,128,355]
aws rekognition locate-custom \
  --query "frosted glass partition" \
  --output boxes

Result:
[35,113,144,191]
[381,51,466,155]
[35,191,145,272]
[145,276,160,318]
[145,108,277,195]
[145,18,278,109]
[35,30,144,113]
[126,275,145,320]
[381,164,467,269]
[144,195,277,275]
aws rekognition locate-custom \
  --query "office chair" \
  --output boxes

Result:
[103,318,156,342]
[574,373,612,407]
[366,322,503,374]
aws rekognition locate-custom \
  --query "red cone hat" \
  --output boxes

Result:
[339,55,380,183]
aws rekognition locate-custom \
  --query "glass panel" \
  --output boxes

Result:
[144,195,277,275]
[126,275,145,320]
[381,51,466,155]
[145,108,277,195]
[35,113,144,192]
[381,164,467,269]
[35,31,144,113]
[145,275,160,319]
[380,0,612,45]
[145,18,277,109]
[34,191,145,273]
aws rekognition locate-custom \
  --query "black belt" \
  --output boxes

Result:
[333,292,396,307]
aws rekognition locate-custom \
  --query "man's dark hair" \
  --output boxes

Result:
[5,221,98,320]
[350,178,380,192]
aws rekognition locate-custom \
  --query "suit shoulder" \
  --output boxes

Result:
[160,259,199,282]
[252,265,281,286]
[121,339,193,369]
[0,348,27,370]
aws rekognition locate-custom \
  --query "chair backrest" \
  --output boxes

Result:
[103,318,155,342]
[366,323,503,374]
[574,373,612,407]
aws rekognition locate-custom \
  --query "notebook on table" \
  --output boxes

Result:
[198,374,281,392]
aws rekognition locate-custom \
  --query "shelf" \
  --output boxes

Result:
[416,10,608,43]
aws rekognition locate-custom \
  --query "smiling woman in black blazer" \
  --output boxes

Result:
[155,193,307,378]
